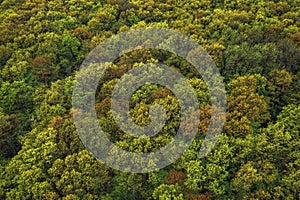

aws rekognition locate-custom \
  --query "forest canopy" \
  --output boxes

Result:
[0,0,299,199]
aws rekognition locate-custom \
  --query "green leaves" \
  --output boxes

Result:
[225,74,270,136]
[0,113,20,158]
[152,184,184,200]
[267,69,293,118]
[0,45,12,67]
[184,135,233,197]
[231,161,280,199]
[0,80,34,115]
[1,128,58,199]
[48,150,111,199]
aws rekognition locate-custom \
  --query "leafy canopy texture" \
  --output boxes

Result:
[0,0,299,199]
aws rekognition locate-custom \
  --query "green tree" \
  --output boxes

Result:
[0,113,20,158]
[225,75,270,136]
[33,76,74,129]
[0,45,12,67]
[152,184,184,200]
[267,69,293,118]
[184,135,233,198]
[0,80,34,115]
[0,128,58,200]
[48,150,112,199]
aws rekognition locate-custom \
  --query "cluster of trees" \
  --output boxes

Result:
[0,0,299,199]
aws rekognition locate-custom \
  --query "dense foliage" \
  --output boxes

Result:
[0,0,299,199]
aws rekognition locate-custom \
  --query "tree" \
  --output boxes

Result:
[267,69,293,118]
[231,161,281,199]
[229,104,300,199]
[152,184,184,200]
[30,55,59,84]
[277,39,300,74]
[221,42,279,80]
[225,75,270,136]
[0,128,59,200]
[0,113,20,158]
[48,115,84,157]
[58,32,82,76]
[88,5,117,33]
[0,45,12,67]
[266,104,300,175]
[184,135,233,198]
[33,76,74,129]
[0,80,34,115]
[47,150,112,199]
